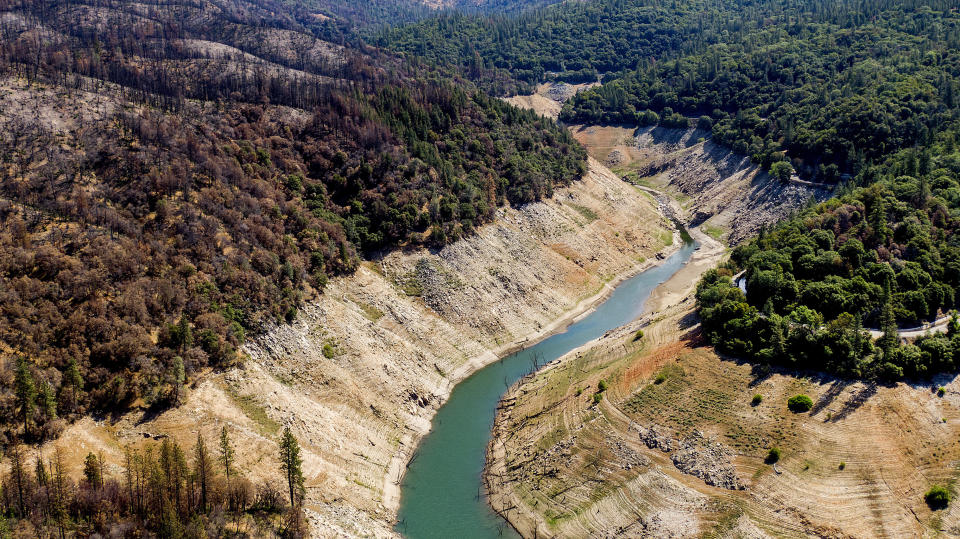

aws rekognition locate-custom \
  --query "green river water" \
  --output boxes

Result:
[396,238,698,538]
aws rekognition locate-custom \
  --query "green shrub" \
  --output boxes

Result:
[838,461,846,470]
[925,485,950,510]
[632,329,644,342]
[322,342,336,359]
[938,386,946,397]
[597,380,608,392]
[654,374,666,384]
[592,392,603,405]
[787,394,813,413]
[751,394,763,406]
[766,447,781,464]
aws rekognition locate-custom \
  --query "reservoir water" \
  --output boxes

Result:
[397,237,698,538]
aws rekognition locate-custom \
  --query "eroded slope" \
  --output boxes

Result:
[487,286,960,538]
[572,124,832,245]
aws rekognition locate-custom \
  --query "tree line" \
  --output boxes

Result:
[0,426,307,537]
[375,0,938,95]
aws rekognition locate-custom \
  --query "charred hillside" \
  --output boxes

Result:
[0,0,585,443]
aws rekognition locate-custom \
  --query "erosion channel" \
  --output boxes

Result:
[396,232,698,538]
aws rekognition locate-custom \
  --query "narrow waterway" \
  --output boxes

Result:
[396,237,698,538]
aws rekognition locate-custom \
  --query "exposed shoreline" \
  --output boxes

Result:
[382,228,683,519]
[483,225,725,538]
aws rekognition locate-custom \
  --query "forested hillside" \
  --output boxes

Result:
[0,0,585,444]
[380,0,958,181]
[292,0,561,34]
[374,0,960,380]
[564,3,960,181]
[697,129,960,380]
[376,0,930,92]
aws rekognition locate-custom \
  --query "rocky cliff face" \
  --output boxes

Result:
[46,159,672,537]
[628,126,832,245]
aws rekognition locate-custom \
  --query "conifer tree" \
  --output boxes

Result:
[879,300,899,359]
[219,426,235,482]
[194,432,213,512]
[38,381,57,422]
[14,358,36,436]
[8,445,27,518]
[84,452,101,490]
[171,356,185,405]
[279,427,305,507]
[62,359,84,413]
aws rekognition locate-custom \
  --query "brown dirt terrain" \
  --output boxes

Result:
[506,84,823,247]
[42,157,675,537]
[486,296,960,538]
[503,82,599,120]
[570,124,832,245]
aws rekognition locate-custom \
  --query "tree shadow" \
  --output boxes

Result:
[678,310,701,331]
[639,126,712,149]
[747,363,772,388]
[829,383,877,422]
[810,379,851,416]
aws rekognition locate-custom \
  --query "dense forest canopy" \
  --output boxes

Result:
[290,0,565,39]
[563,3,960,181]
[378,0,960,181]
[375,0,941,93]
[697,129,960,380]
[0,0,585,443]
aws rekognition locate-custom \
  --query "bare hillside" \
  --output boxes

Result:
[572,124,833,245]
[506,84,829,246]
[486,291,960,538]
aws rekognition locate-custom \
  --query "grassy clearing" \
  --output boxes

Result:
[358,302,384,322]
[568,202,599,223]
[224,385,281,437]
[701,224,726,241]
[659,230,674,246]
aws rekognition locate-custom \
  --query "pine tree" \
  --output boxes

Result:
[83,452,101,490]
[194,432,213,513]
[219,426,235,481]
[35,453,47,488]
[50,449,66,539]
[8,445,27,518]
[172,442,188,513]
[124,447,135,514]
[279,427,305,507]
[63,359,84,412]
[38,381,57,422]
[14,358,36,436]
[176,316,193,351]
[879,300,899,359]
[171,356,185,405]
[35,451,51,520]
[770,315,787,363]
